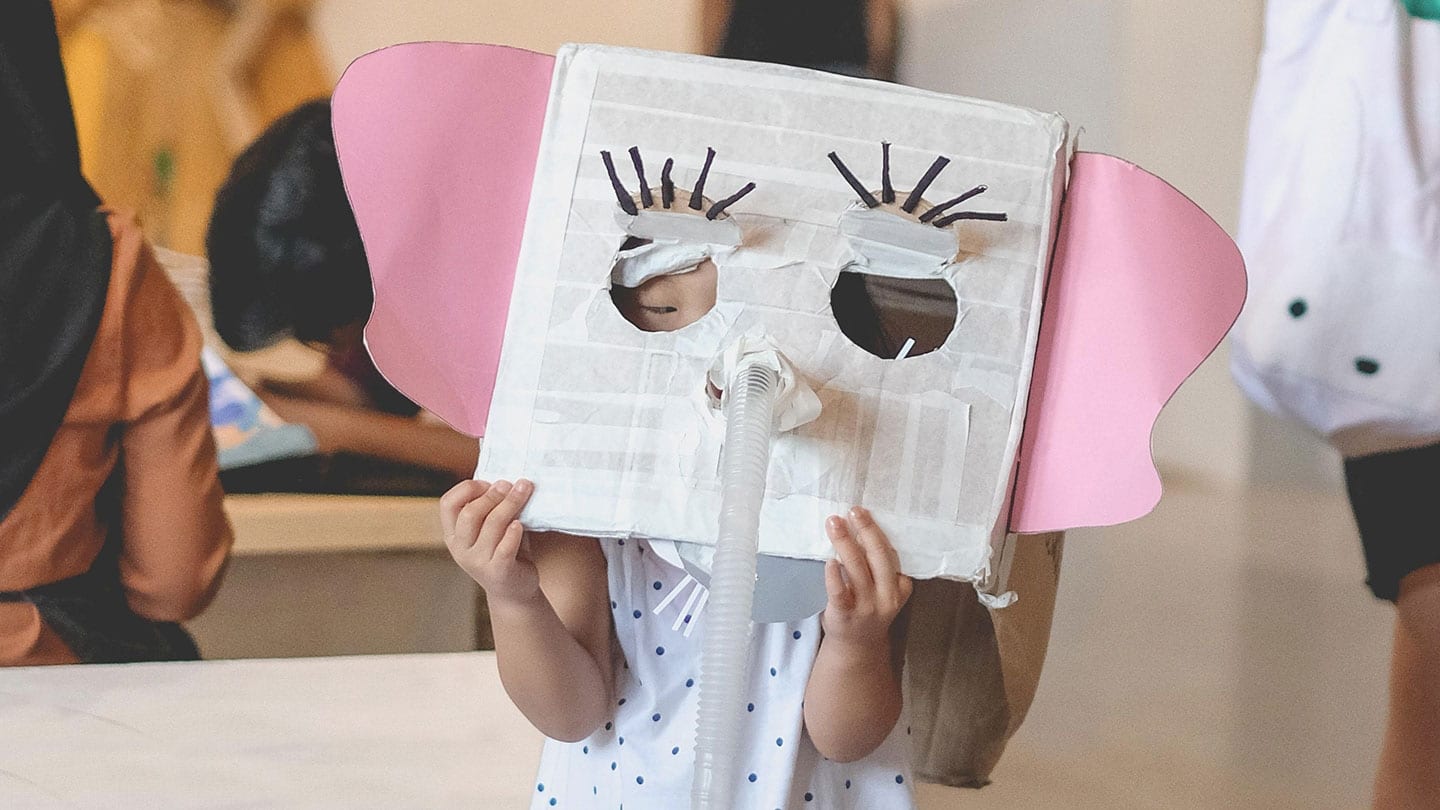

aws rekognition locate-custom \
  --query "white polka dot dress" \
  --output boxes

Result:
[530,538,915,809]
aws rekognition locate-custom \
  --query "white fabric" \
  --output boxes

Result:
[838,207,955,279]
[531,538,915,809]
[705,332,824,433]
[610,240,715,288]
[1232,0,1440,456]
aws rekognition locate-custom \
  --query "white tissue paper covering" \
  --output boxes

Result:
[478,45,1068,582]
[610,241,715,288]
[705,332,822,433]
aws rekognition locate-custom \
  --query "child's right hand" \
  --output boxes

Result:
[440,479,540,605]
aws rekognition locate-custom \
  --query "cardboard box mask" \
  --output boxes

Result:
[332,43,1246,592]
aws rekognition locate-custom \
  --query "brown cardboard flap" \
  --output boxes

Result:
[906,532,1063,787]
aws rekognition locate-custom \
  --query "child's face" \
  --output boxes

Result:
[610,259,718,333]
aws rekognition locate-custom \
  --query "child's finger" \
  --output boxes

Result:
[850,506,901,603]
[823,558,854,611]
[440,481,489,539]
[896,574,914,606]
[478,479,533,557]
[826,514,874,597]
[494,519,525,566]
[453,480,509,552]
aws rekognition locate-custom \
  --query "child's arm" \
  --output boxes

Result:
[803,507,913,763]
[442,480,615,741]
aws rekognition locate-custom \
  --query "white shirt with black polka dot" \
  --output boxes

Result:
[530,538,916,809]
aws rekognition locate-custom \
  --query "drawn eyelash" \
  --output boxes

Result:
[601,147,758,219]
[828,143,1009,228]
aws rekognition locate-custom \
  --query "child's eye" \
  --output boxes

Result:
[641,305,679,315]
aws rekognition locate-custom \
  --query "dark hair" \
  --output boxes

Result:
[206,99,370,352]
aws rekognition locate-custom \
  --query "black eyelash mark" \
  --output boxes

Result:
[629,147,653,209]
[933,210,1008,228]
[881,142,895,205]
[828,144,1008,228]
[901,156,950,214]
[689,147,717,211]
[601,150,638,216]
[601,147,757,218]
[827,151,881,208]
[707,183,756,220]
[661,158,675,209]
[918,185,988,223]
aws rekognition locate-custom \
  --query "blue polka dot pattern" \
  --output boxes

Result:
[636,776,644,785]
[895,775,905,784]
[776,737,783,746]
[651,713,661,722]
[746,702,755,712]
[632,609,642,619]
[537,783,544,791]
[671,746,680,755]
[805,792,814,802]
[652,581,662,590]
[618,698,626,706]
[748,773,758,783]
[549,799,557,807]
[655,646,665,655]
[793,630,802,639]
[685,678,694,687]
[610,762,617,771]
[845,779,851,789]
[582,746,588,754]
[770,667,777,676]
[618,737,624,745]
[604,722,612,731]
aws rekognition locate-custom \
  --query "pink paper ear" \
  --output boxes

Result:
[1008,152,1247,533]
[332,42,555,436]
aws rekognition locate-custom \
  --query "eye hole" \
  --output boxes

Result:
[830,271,957,360]
[1355,357,1380,375]
[1288,298,1308,318]
[608,235,717,333]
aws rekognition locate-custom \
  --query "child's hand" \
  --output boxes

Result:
[821,506,913,647]
[441,479,540,605]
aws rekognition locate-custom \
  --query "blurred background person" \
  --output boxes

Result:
[705,0,897,79]
[1232,2,1440,806]
[0,0,232,666]
[205,99,479,487]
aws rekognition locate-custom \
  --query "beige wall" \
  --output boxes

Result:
[900,0,1266,484]
[313,1,701,76]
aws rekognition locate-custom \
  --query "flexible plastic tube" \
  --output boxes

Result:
[691,361,780,810]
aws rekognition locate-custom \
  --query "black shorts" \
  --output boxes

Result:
[1344,441,1440,602]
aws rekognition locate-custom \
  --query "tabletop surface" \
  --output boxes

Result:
[0,652,544,808]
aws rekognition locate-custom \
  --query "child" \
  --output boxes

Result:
[442,478,916,808]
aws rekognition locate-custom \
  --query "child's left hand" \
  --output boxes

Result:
[821,506,913,647]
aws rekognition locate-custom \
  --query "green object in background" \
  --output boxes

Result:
[153,146,175,198]
[1405,0,1440,21]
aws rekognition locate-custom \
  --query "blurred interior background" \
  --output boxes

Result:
[53,2,1387,807]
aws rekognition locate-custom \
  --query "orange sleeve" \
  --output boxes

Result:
[110,215,234,622]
